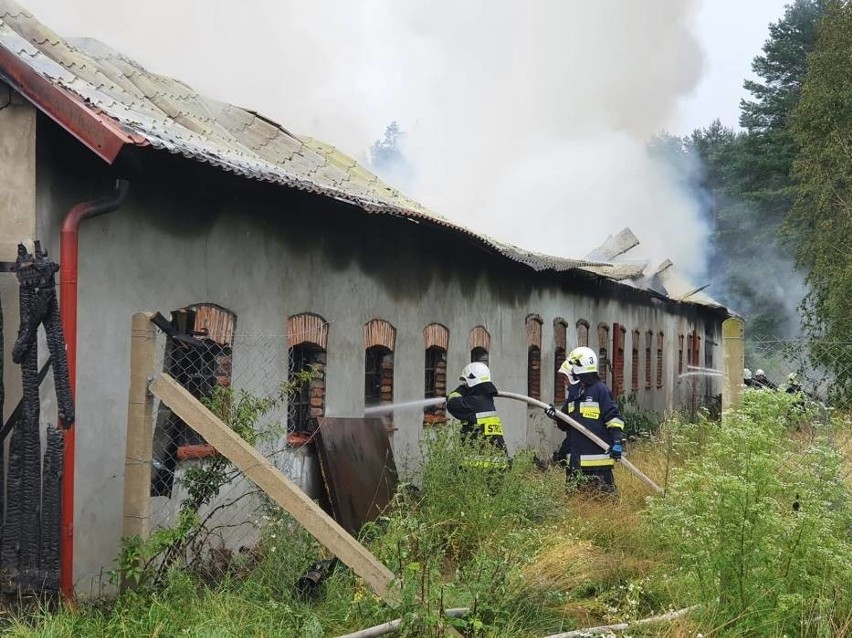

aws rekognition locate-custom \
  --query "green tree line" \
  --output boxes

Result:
[663,0,849,397]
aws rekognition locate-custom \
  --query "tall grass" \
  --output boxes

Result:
[650,391,852,636]
[5,400,848,637]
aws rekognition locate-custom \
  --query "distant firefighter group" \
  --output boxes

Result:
[743,368,803,394]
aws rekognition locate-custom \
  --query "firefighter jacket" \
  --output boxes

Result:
[447,382,508,454]
[559,379,624,470]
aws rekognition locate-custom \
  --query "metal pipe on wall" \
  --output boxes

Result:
[59,179,129,599]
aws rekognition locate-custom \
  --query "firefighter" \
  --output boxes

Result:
[447,362,509,466]
[743,368,754,388]
[785,372,803,394]
[546,346,624,493]
[754,369,777,390]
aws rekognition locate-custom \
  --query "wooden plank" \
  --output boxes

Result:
[148,373,398,601]
[122,313,157,541]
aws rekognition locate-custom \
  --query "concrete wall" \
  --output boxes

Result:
[33,117,722,594]
[0,81,36,427]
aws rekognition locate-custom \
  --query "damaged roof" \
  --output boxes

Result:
[0,0,726,311]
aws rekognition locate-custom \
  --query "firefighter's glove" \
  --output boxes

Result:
[609,442,623,460]
[545,404,557,419]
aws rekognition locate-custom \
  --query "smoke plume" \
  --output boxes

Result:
[25,0,709,277]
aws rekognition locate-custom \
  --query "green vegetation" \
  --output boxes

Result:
[788,0,852,405]
[5,392,850,637]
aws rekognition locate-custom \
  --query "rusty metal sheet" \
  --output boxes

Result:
[315,417,397,536]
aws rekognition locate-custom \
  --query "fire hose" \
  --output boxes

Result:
[496,391,663,494]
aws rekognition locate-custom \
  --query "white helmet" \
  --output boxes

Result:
[756,369,766,377]
[460,362,492,387]
[558,359,580,385]
[743,368,753,381]
[567,346,598,375]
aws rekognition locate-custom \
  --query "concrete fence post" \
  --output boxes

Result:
[721,318,745,417]
[122,312,157,544]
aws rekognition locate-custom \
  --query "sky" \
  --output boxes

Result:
[675,0,791,134]
[14,0,792,279]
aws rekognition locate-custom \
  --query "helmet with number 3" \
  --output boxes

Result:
[567,346,598,375]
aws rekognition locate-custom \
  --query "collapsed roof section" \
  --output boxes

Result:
[0,0,726,312]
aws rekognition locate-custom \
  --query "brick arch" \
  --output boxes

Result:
[469,325,491,351]
[576,319,590,347]
[525,314,543,348]
[183,303,237,346]
[423,323,449,350]
[287,313,328,349]
[553,317,568,350]
[364,319,396,351]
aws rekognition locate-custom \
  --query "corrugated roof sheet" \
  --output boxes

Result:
[648,260,726,309]
[0,2,607,274]
[585,227,640,262]
[0,0,728,311]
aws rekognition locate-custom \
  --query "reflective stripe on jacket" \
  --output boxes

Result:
[447,383,507,452]
[560,379,624,470]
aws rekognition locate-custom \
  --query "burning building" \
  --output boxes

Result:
[0,2,729,595]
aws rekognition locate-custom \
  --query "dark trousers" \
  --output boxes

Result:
[567,467,616,494]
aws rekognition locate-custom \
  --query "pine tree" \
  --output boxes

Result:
[788,0,852,403]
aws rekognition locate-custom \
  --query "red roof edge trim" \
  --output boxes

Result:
[0,43,147,163]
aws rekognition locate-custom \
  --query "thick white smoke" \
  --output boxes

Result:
[24,0,708,277]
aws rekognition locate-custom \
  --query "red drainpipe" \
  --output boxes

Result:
[59,179,130,599]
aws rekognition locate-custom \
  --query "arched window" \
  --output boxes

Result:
[576,319,590,347]
[631,329,640,392]
[152,303,237,495]
[656,332,664,389]
[364,320,396,426]
[612,323,626,396]
[553,318,568,404]
[645,330,653,389]
[526,314,543,400]
[287,313,328,433]
[597,323,610,384]
[469,325,491,363]
[423,323,449,424]
[690,329,701,372]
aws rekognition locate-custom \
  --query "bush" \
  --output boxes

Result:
[650,391,852,636]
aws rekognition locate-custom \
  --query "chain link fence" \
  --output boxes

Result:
[127,317,329,587]
[746,336,851,408]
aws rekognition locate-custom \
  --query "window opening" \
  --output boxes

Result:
[470,346,489,363]
[576,319,590,347]
[631,330,640,392]
[612,323,625,396]
[365,345,393,407]
[597,323,610,384]
[645,330,653,389]
[526,315,543,400]
[152,304,236,497]
[288,344,326,433]
[553,318,568,404]
[424,345,447,424]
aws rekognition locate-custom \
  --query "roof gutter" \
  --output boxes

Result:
[59,179,130,599]
[0,43,145,163]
